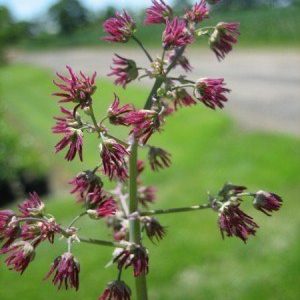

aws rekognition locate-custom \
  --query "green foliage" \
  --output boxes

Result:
[0,5,32,65]
[0,64,299,299]
[49,0,89,35]
[17,5,300,49]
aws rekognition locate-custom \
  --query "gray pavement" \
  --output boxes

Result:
[11,47,300,136]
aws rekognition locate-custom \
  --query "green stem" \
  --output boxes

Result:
[143,46,186,110]
[68,212,87,228]
[128,45,187,299]
[129,141,148,300]
[166,46,186,74]
[169,77,196,84]
[144,77,165,110]
[140,203,211,216]
[89,103,129,147]
[79,237,127,248]
[132,35,153,63]
[16,217,125,248]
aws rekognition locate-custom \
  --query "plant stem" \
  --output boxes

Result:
[144,46,186,110]
[79,237,128,248]
[144,77,165,110]
[129,141,148,300]
[89,103,129,147]
[140,203,211,216]
[16,217,126,248]
[169,77,196,84]
[68,212,87,228]
[166,46,186,74]
[132,35,153,63]
[127,45,186,299]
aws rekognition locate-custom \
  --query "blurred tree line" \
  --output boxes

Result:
[0,0,298,51]
[0,6,32,64]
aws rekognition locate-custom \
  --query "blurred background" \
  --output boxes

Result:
[0,0,299,299]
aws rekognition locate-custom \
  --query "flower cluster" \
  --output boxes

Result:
[45,252,80,290]
[53,65,96,107]
[108,94,134,125]
[148,146,172,171]
[114,245,149,277]
[142,217,166,243]
[185,1,209,24]
[163,17,194,49]
[209,22,240,61]
[145,0,173,25]
[109,55,139,88]
[212,183,283,243]
[99,280,131,300]
[100,138,129,181]
[195,78,230,109]
[0,193,70,277]
[103,10,136,43]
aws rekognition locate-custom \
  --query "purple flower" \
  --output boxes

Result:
[114,246,149,277]
[53,66,96,107]
[108,94,135,125]
[185,1,209,23]
[125,110,159,145]
[168,50,193,72]
[21,219,60,246]
[53,107,83,161]
[103,10,136,43]
[142,217,166,243]
[87,196,117,219]
[0,210,15,238]
[210,22,240,61]
[148,147,171,171]
[163,17,194,49]
[253,191,283,216]
[195,78,230,109]
[1,241,35,274]
[0,210,20,249]
[99,280,131,300]
[18,192,45,217]
[219,204,259,243]
[145,0,173,25]
[109,55,139,88]
[138,186,156,207]
[173,89,197,110]
[45,252,80,290]
[69,170,103,205]
[100,139,129,181]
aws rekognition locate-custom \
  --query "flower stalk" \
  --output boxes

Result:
[128,141,148,300]
[0,2,283,300]
[140,203,211,216]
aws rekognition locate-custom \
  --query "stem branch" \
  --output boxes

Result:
[79,237,127,248]
[129,141,148,300]
[140,203,211,216]
[133,36,153,63]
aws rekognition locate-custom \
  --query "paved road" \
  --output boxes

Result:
[11,48,300,136]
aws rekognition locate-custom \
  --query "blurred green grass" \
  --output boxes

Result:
[19,6,300,50]
[0,64,300,299]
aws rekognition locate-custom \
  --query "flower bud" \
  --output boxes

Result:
[99,280,131,300]
[253,191,282,216]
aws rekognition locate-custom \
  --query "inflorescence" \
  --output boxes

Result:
[0,1,282,300]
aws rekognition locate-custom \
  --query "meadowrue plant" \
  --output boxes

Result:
[0,1,283,299]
